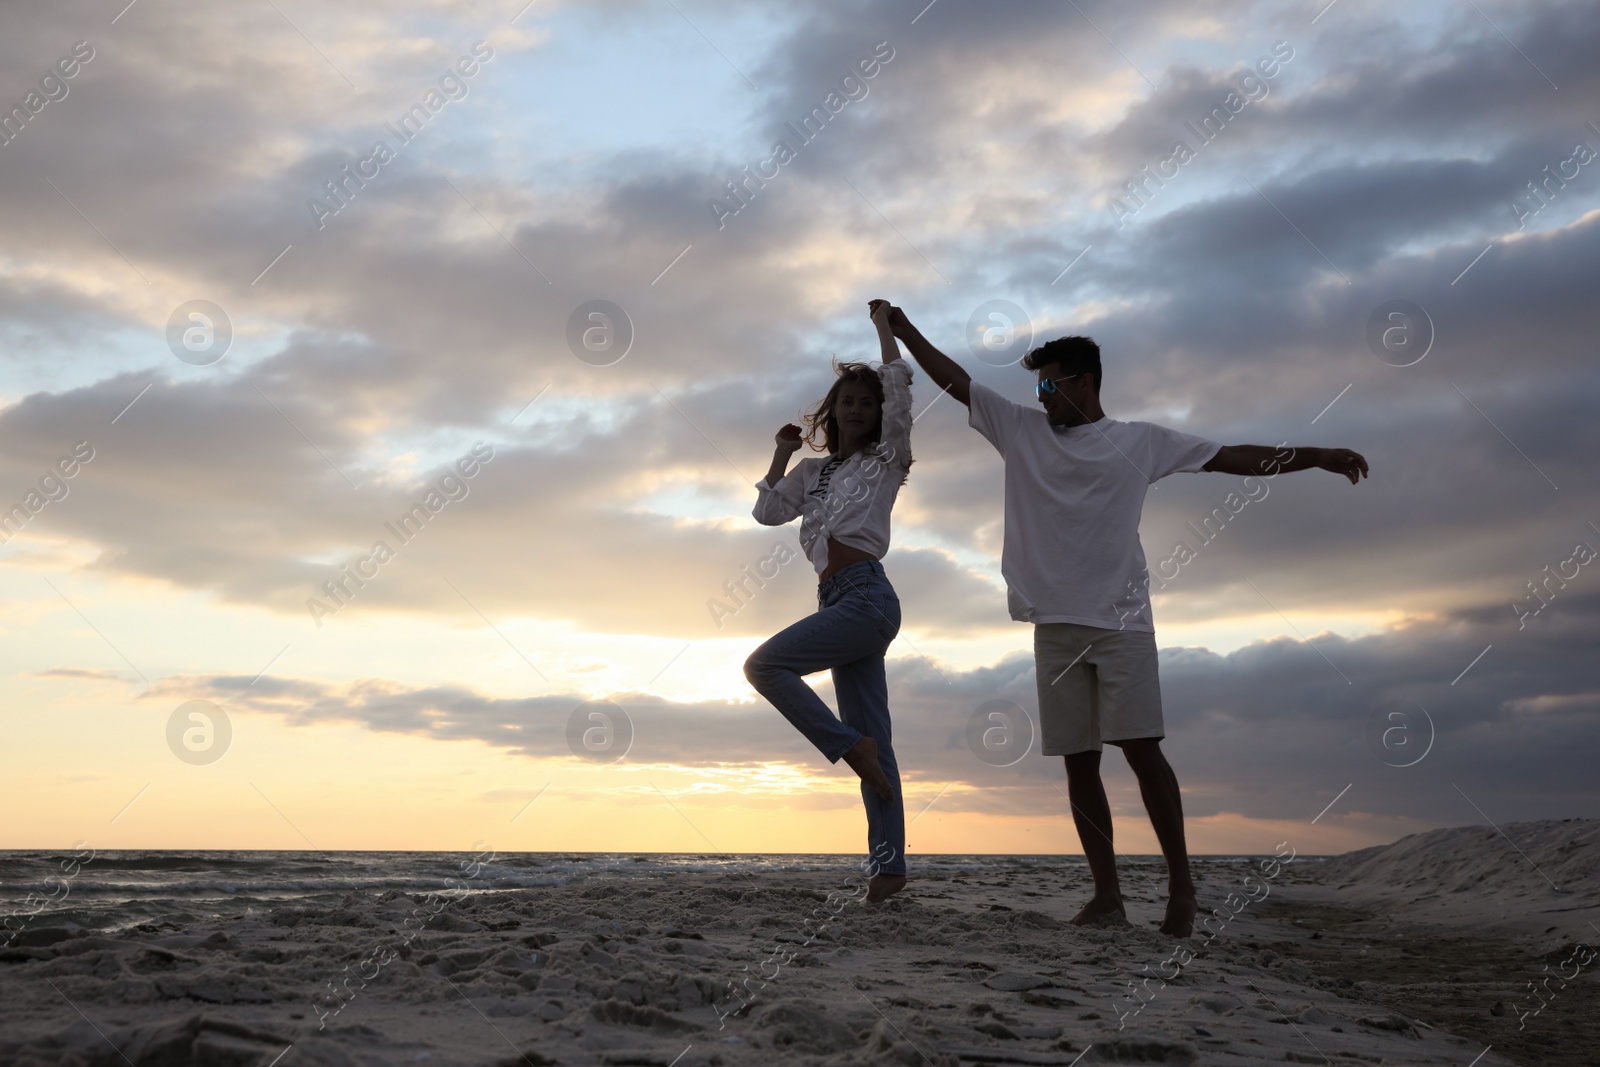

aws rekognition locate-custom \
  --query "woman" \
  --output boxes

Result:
[745,300,914,903]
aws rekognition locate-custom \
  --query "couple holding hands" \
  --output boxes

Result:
[744,300,1368,935]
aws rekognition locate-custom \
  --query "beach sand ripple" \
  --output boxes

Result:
[7,826,1593,1064]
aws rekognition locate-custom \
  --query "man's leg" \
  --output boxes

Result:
[1037,623,1128,925]
[1119,738,1197,937]
[1064,750,1127,924]
[1092,626,1195,937]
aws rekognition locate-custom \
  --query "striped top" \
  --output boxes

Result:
[810,456,845,500]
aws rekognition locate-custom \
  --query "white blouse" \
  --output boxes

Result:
[752,359,914,575]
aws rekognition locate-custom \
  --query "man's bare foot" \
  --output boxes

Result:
[1069,894,1128,927]
[1160,892,1198,938]
[866,874,907,903]
[841,736,893,801]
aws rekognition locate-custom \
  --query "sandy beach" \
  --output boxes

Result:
[2,821,1594,1066]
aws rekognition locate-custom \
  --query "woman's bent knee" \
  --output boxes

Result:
[743,649,771,689]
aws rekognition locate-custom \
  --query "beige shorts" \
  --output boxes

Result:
[1034,623,1164,755]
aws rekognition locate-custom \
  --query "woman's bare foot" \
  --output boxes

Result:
[866,874,907,903]
[1069,894,1128,926]
[1160,892,1198,937]
[841,736,893,801]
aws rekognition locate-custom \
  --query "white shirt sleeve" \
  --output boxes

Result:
[966,380,1026,457]
[873,359,914,469]
[1143,422,1224,481]
[752,463,808,525]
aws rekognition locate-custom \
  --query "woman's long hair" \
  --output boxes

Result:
[800,359,913,474]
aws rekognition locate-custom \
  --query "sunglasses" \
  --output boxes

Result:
[1035,373,1085,399]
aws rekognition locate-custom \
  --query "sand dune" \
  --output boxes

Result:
[1304,818,1600,943]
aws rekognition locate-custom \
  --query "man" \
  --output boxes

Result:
[873,300,1368,936]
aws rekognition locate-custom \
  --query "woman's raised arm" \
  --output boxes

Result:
[753,424,807,525]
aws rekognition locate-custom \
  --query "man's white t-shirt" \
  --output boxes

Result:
[967,381,1222,631]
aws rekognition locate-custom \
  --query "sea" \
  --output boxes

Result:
[0,851,1297,939]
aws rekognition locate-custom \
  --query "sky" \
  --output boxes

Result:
[1,0,1596,859]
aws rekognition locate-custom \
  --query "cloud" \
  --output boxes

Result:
[31,667,126,681]
[2,0,1597,837]
[146,592,1600,824]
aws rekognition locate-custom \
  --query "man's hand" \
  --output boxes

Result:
[889,305,909,336]
[1316,447,1369,485]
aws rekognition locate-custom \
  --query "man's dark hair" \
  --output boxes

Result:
[1022,335,1102,394]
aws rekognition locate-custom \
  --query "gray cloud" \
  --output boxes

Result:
[146,592,1600,826]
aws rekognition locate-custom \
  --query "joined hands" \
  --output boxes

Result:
[867,298,906,336]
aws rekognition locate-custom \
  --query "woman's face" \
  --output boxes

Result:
[832,381,880,437]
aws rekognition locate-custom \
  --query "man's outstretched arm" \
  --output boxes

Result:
[1204,444,1369,485]
[870,300,971,407]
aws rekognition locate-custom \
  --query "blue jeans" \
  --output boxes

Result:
[743,560,906,877]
